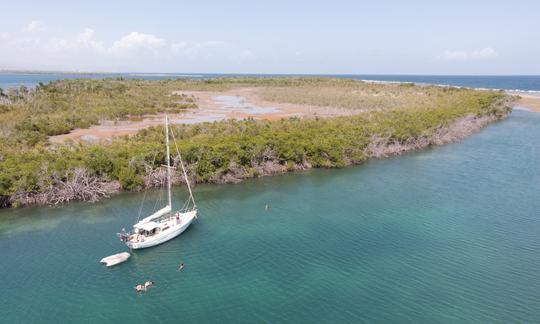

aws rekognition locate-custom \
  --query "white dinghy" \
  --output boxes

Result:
[100,252,131,267]
[117,116,197,250]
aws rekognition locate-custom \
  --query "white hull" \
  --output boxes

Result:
[126,210,196,249]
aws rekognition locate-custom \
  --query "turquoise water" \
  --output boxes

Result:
[1,110,539,323]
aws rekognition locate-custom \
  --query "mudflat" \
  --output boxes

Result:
[49,88,356,143]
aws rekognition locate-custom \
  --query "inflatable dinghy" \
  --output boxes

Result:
[100,252,130,267]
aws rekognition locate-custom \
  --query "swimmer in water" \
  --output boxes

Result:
[135,284,145,293]
[144,281,154,289]
[177,263,185,271]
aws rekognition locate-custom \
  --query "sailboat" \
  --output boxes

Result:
[117,116,197,249]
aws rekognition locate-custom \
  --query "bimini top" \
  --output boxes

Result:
[135,221,160,232]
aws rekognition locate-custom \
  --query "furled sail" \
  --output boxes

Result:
[137,205,171,225]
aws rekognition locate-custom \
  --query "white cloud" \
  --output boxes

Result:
[48,28,106,53]
[109,32,166,56]
[442,50,468,61]
[33,30,166,58]
[78,28,95,42]
[171,42,187,52]
[470,47,497,59]
[0,28,255,71]
[442,47,497,61]
[24,20,47,32]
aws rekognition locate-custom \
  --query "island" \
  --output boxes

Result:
[0,77,513,207]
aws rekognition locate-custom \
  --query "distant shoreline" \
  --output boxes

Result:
[2,72,538,112]
[2,69,540,75]
[0,70,111,75]
[361,78,540,94]
[359,79,540,112]
[2,71,540,92]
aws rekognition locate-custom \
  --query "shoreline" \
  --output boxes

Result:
[3,71,539,93]
[511,93,540,112]
[11,106,512,208]
[0,77,514,208]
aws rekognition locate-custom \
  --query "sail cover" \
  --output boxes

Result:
[136,205,171,226]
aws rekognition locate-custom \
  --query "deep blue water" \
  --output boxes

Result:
[356,75,540,92]
[1,72,540,92]
[0,110,539,323]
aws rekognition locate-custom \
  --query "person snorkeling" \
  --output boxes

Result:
[144,281,154,289]
[135,281,155,293]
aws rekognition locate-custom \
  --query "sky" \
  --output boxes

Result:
[1,0,539,74]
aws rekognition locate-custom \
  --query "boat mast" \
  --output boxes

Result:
[165,115,172,210]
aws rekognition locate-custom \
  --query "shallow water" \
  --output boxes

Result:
[213,95,280,114]
[1,110,540,323]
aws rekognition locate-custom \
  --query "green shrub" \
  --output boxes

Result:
[117,167,144,190]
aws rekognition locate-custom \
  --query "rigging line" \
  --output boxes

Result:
[180,194,190,211]
[152,179,164,214]
[137,189,148,222]
[170,125,196,207]
[137,149,160,222]
[153,191,159,211]
[151,125,167,213]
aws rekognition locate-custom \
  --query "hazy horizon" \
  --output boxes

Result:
[2,69,540,76]
[1,0,539,74]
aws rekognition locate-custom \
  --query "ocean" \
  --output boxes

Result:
[0,73,539,322]
[1,72,540,92]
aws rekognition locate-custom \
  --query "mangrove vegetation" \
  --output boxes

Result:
[0,77,512,207]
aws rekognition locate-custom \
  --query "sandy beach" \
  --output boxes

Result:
[511,92,540,112]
